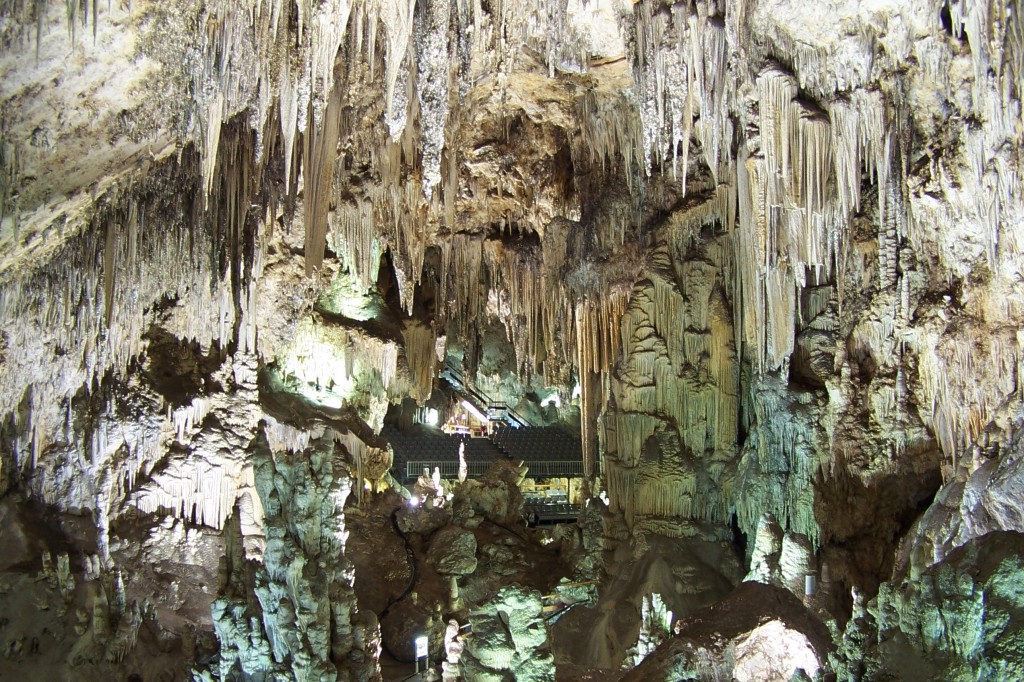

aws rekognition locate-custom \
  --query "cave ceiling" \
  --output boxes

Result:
[1,0,1024,679]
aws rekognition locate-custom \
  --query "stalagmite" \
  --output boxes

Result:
[458,442,467,483]
[3,0,1024,679]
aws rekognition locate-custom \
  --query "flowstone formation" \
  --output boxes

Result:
[833,531,1024,681]
[208,434,380,682]
[1,0,1024,679]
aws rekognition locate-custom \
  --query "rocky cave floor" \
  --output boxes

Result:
[0,471,579,681]
[4,432,1024,682]
[4,0,1024,679]
[0,458,825,682]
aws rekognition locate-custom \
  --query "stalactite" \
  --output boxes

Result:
[263,414,324,455]
[279,56,302,190]
[575,88,645,185]
[379,0,417,139]
[907,326,1022,463]
[303,83,343,275]
[328,198,382,293]
[0,146,242,463]
[172,398,212,444]
[401,320,438,402]
[134,356,261,531]
[415,0,451,199]
[629,0,732,188]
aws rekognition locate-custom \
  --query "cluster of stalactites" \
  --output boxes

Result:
[24,384,172,560]
[628,0,732,189]
[0,154,245,488]
[733,70,884,376]
[132,356,263,531]
[439,234,569,383]
[431,223,640,481]
[263,413,326,455]
[745,2,1024,468]
[437,227,635,373]
[170,0,606,279]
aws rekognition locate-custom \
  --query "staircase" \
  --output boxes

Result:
[439,360,532,428]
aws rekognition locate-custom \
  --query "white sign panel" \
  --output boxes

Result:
[415,635,428,659]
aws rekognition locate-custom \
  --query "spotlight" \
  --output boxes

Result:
[414,635,428,674]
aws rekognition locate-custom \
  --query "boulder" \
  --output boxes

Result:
[461,586,554,682]
[452,460,527,528]
[427,526,478,575]
[396,503,452,536]
[621,582,832,682]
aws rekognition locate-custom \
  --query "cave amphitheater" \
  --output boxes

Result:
[2,0,1024,680]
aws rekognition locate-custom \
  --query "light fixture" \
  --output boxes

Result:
[414,635,428,674]
[461,399,488,423]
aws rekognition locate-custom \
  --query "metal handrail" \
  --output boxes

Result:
[441,360,532,428]
[405,459,584,481]
[405,460,493,480]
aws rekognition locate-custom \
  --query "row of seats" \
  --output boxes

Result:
[383,425,510,481]
[525,503,578,513]
[490,425,583,462]
[384,424,585,482]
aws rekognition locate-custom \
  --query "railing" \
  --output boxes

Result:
[404,459,584,481]
[405,460,493,480]
[522,460,585,477]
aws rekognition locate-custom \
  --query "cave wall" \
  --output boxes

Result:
[0,0,1023,677]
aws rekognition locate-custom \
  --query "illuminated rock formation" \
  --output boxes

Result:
[1,0,1024,679]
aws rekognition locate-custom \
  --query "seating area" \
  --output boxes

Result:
[384,424,507,482]
[489,425,583,463]
[524,499,580,525]
[384,424,585,483]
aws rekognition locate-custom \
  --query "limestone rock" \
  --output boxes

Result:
[746,513,784,585]
[792,328,837,388]
[2,0,1024,678]
[834,531,1024,682]
[379,599,444,664]
[396,503,452,537]
[461,586,554,682]
[204,436,381,681]
[900,430,1024,579]
[778,533,816,598]
[452,461,526,528]
[622,582,832,682]
[427,526,478,576]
